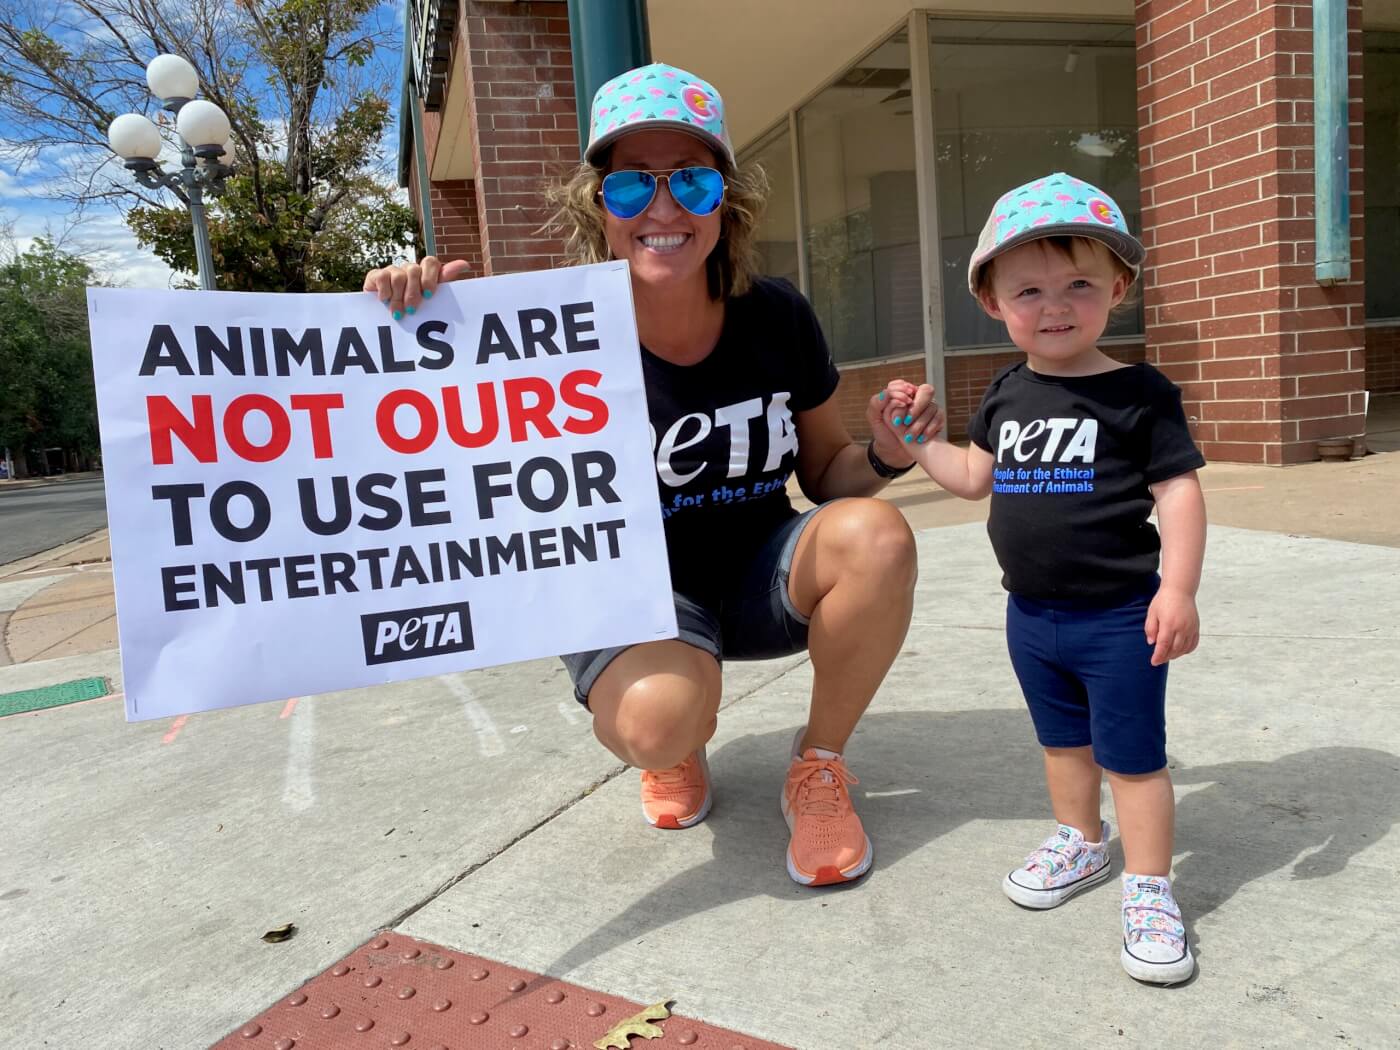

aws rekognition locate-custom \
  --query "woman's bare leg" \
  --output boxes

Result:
[785,498,918,753]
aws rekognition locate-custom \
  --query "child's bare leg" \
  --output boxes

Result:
[1044,745,1103,839]
[1106,768,1175,874]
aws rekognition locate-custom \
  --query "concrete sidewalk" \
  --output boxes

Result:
[2,516,1397,1048]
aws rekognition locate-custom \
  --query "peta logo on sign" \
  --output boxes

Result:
[360,601,474,665]
[995,418,1098,464]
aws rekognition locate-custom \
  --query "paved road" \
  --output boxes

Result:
[0,479,108,564]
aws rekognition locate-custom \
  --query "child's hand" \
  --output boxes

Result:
[1145,587,1199,666]
[869,380,945,464]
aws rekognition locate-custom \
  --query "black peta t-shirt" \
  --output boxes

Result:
[967,362,1205,602]
[643,277,840,604]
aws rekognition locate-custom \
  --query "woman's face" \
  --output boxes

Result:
[601,129,723,293]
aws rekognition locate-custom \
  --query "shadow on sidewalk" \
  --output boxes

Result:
[1170,747,1400,921]
[522,711,1399,988]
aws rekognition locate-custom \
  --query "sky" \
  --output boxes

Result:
[0,1,408,289]
[2,158,185,287]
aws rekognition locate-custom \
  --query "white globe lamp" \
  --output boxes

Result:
[107,113,161,161]
[146,54,199,103]
[176,99,231,150]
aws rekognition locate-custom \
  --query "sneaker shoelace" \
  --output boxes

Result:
[1023,832,1081,880]
[786,756,858,821]
[1123,884,1186,950]
[642,757,699,799]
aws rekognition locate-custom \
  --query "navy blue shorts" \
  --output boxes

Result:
[1005,581,1168,775]
[560,505,825,707]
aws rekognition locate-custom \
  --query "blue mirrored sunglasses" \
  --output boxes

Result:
[599,167,726,219]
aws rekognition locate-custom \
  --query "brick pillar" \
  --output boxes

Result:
[460,0,579,274]
[1136,0,1366,464]
[408,103,485,274]
[429,180,485,273]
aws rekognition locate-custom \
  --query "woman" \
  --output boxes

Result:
[365,62,940,886]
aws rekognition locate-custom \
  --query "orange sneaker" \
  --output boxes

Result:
[639,747,712,829]
[781,739,873,886]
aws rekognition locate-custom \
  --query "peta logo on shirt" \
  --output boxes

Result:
[992,417,1098,495]
[651,392,798,487]
[994,417,1098,464]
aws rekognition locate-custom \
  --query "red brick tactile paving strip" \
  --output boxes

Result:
[213,931,794,1050]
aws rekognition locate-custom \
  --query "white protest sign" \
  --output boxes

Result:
[88,262,676,721]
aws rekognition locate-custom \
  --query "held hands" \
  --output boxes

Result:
[362,256,471,319]
[868,379,944,467]
[1145,587,1200,666]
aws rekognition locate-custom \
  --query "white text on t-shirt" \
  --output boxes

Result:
[650,392,798,487]
[994,417,1098,464]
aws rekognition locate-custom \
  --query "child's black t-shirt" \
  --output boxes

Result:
[643,277,840,605]
[966,362,1205,602]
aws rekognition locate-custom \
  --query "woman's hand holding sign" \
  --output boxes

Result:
[364,257,471,319]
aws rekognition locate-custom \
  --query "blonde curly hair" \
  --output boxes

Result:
[543,151,770,300]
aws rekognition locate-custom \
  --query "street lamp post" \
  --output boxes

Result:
[107,55,235,290]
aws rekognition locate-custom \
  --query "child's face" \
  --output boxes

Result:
[980,239,1129,371]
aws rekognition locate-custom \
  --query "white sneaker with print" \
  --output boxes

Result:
[1002,820,1113,909]
[1121,873,1195,984]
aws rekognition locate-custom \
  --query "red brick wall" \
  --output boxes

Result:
[944,352,1022,441]
[429,178,485,273]
[1368,323,1400,393]
[830,356,926,440]
[1136,0,1367,465]
[459,0,578,274]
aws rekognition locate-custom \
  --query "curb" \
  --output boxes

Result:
[0,528,112,580]
[0,471,104,491]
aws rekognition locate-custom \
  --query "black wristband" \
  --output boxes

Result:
[867,439,915,479]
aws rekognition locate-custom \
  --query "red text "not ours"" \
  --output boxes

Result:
[146,370,609,465]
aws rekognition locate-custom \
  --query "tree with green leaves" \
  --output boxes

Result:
[0,0,419,291]
[0,236,100,474]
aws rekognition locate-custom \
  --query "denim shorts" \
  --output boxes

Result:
[560,505,825,707]
[1005,580,1168,775]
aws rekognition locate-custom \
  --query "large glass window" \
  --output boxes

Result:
[797,31,922,365]
[747,124,800,287]
[928,19,1142,349]
[1366,32,1400,320]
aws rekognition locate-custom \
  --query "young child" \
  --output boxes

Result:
[882,172,1206,984]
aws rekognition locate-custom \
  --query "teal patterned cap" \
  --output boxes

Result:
[585,62,734,169]
[968,172,1145,295]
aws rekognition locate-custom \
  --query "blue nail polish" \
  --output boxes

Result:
[406,305,416,315]
[392,309,403,320]
[918,435,927,444]
[878,391,886,401]
[422,288,433,299]
[904,415,914,425]
[904,433,913,443]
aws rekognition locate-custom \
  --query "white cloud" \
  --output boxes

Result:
[5,196,184,289]
[65,211,186,289]
[2,133,194,287]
